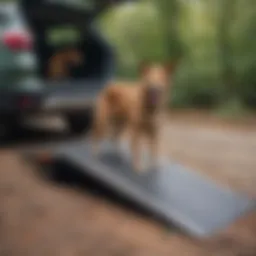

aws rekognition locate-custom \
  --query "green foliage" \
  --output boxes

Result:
[99,2,167,75]
[214,97,252,119]
[171,63,223,109]
[99,0,255,115]
[238,63,256,109]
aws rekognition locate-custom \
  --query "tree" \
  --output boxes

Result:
[153,0,183,61]
[217,0,236,99]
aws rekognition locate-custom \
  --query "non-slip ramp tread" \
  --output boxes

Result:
[50,142,255,238]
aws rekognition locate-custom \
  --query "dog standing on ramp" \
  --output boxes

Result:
[91,62,178,173]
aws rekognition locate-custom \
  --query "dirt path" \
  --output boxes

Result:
[0,152,255,256]
[0,112,255,256]
[160,112,256,197]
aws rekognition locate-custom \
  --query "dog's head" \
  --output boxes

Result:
[139,61,178,107]
[63,48,83,65]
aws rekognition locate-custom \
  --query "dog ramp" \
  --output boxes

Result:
[45,142,255,238]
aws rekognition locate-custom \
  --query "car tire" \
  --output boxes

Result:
[66,109,93,135]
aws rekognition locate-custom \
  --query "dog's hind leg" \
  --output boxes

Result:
[130,128,144,173]
[90,97,109,157]
[110,119,125,152]
[146,125,159,171]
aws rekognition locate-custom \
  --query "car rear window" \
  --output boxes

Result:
[47,25,81,46]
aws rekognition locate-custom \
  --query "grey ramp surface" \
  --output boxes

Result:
[53,142,255,238]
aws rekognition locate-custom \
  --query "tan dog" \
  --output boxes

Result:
[48,48,83,80]
[91,62,178,173]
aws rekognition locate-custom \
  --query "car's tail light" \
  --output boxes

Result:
[18,96,35,109]
[2,31,33,51]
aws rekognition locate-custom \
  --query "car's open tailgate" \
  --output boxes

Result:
[20,0,139,25]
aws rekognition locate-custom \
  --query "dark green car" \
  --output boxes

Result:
[0,0,131,137]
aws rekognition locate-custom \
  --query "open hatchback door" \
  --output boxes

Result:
[20,0,134,25]
[17,0,138,88]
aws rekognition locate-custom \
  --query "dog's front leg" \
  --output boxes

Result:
[91,128,101,158]
[147,125,159,171]
[90,96,110,157]
[131,129,143,173]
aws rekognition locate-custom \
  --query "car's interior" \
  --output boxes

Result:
[20,0,115,81]
[35,26,112,81]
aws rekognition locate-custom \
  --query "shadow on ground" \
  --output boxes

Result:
[33,156,180,234]
[0,125,80,149]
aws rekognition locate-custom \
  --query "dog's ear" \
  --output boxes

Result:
[139,61,151,76]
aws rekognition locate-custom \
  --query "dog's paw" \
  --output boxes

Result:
[91,147,100,159]
[149,161,161,172]
[133,163,147,174]
[92,152,98,159]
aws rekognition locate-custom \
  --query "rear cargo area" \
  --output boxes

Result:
[34,28,114,81]
[19,0,115,82]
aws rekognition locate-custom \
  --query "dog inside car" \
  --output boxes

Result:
[90,61,178,173]
[48,47,83,80]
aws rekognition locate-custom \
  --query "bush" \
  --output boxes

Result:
[237,64,256,109]
[170,67,223,109]
[214,97,250,119]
